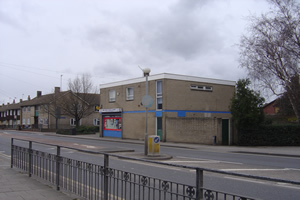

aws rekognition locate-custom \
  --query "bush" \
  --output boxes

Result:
[75,126,99,134]
[238,125,300,146]
[56,126,99,135]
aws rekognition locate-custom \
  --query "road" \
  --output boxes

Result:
[1,130,300,200]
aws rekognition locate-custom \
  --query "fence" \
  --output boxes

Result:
[10,138,300,200]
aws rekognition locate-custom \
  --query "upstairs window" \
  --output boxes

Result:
[156,80,163,110]
[126,87,134,100]
[109,90,116,102]
[190,85,213,92]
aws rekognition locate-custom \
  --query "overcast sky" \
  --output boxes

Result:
[0,0,271,105]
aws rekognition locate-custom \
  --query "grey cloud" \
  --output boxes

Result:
[0,10,24,30]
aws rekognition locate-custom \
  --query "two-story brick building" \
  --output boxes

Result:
[99,73,236,145]
[1,87,100,131]
[0,100,21,129]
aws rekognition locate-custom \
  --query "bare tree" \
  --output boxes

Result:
[58,73,99,127]
[239,0,300,122]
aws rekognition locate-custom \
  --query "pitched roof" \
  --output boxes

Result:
[20,91,70,107]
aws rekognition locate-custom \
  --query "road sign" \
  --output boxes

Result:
[142,94,154,108]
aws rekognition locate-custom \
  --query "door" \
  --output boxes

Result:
[222,119,229,145]
[157,117,162,141]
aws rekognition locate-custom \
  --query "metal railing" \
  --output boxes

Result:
[10,138,300,200]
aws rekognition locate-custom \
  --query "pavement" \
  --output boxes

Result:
[1,131,299,200]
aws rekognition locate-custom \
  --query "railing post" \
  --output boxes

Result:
[28,141,32,177]
[104,154,109,200]
[11,138,14,168]
[196,168,204,200]
[56,146,61,191]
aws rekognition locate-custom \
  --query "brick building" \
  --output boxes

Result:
[99,73,236,145]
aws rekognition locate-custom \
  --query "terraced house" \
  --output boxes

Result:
[0,99,21,129]
[99,73,236,145]
[1,87,100,131]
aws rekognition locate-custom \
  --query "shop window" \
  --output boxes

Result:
[109,90,116,102]
[126,87,134,100]
[104,117,122,130]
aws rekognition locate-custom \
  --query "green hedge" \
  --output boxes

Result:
[239,125,300,146]
[56,126,99,135]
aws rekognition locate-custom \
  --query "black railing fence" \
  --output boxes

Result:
[10,138,300,200]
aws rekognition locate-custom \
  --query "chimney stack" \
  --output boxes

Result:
[28,95,30,100]
[37,91,42,98]
[55,87,60,94]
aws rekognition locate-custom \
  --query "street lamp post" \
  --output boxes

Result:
[142,68,151,156]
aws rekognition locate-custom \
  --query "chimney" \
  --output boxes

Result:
[13,99,15,104]
[55,87,60,94]
[37,91,42,98]
[20,99,23,103]
[28,95,30,100]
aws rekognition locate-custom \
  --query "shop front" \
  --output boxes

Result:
[99,108,122,138]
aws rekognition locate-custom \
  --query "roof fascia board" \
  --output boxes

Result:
[100,73,235,89]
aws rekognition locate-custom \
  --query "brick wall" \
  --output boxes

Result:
[166,117,222,144]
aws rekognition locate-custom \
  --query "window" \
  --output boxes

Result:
[190,85,213,92]
[109,90,116,102]
[27,106,31,111]
[27,118,30,125]
[126,87,134,100]
[94,118,100,126]
[104,117,121,130]
[70,118,81,126]
[156,81,163,110]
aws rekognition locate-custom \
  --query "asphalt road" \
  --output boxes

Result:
[1,130,300,200]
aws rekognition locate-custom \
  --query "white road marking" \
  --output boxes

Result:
[73,143,97,149]
[224,176,266,184]
[225,176,300,190]
[285,168,300,171]
[277,183,300,190]
[221,168,289,171]
[171,156,243,165]
[163,160,220,163]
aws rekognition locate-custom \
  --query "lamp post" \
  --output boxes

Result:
[141,68,152,156]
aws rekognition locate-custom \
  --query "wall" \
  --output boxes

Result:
[163,79,234,112]
[166,117,222,144]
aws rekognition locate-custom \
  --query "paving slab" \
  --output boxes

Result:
[0,155,79,200]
